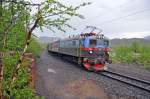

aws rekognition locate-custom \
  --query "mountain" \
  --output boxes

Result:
[38,36,60,44]
[110,38,150,47]
[144,35,150,40]
[38,36,150,46]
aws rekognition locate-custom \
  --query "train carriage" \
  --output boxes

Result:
[59,39,80,56]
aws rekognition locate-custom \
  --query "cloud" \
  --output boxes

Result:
[107,32,150,39]
[26,0,150,38]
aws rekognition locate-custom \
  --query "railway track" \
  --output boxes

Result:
[98,70,150,93]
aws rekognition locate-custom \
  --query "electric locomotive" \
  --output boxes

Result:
[48,26,112,71]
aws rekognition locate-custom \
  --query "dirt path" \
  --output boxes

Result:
[35,51,108,99]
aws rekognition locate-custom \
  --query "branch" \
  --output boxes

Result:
[43,11,66,19]
[0,53,4,98]
[9,11,42,89]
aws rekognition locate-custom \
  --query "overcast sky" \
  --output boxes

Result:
[28,0,150,39]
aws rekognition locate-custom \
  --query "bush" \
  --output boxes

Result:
[111,42,150,69]
[2,55,35,98]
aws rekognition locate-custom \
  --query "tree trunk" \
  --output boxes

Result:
[0,52,4,99]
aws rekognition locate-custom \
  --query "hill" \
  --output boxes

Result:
[110,38,150,47]
[38,36,60,44]
[144,35,150,40]
[37,36,150,46]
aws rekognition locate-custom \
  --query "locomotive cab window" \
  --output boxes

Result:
[97,39,103,45]
[89,39,97,47]
[104,40,109,47]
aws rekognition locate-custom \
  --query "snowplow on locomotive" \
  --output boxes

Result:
[48,26,112,71]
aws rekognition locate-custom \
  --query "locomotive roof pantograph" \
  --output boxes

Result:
[66,26,107,40]
[80,26,107,40]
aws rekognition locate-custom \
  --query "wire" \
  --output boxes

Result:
[30,0,34,4]
[74,0,134,27]
[75,8,150,30]
[98,8,150,26]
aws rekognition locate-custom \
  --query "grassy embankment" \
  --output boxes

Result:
[110,42,150,69]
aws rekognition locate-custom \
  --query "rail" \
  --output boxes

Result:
[98,70,150,93]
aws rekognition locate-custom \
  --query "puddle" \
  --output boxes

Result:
[47,68,56,74]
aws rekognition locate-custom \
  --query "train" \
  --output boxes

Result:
[47,26,112,71]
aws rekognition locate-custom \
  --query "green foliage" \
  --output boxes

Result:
[139,46,150,69]
[35,0,91,32]
[0,1,38,98]
[3,55,34,98]
[0,1,28,51]
[111,42,150,69]
[113,46,133,63]
[130,41,140,53]
[27,38,42,58]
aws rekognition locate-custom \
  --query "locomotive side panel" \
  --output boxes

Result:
[59,39,80,57]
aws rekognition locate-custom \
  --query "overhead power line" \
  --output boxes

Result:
[74,0,135,28]
[98,8,150,26]
[73,8,150,33]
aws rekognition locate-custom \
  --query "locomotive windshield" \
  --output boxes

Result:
[89,39,97,47]
[82,38,109,48]
[97,39,109,47]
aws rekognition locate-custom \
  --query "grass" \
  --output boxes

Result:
[27,37,42,58]
[111,42,150,69]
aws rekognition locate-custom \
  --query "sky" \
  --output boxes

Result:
[27,0,150,39]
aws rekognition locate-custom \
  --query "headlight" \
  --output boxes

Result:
[89,50,93,54]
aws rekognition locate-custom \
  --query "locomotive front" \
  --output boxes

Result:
[80,27,112,71]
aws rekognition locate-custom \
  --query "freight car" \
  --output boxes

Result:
[48,26,112,71]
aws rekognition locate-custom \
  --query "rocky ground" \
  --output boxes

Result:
[35,50,150,99]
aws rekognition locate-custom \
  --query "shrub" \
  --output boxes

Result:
[111,42,150,69]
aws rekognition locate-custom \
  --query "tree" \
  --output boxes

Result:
[0,0,90,97]
[0,1,30,97]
